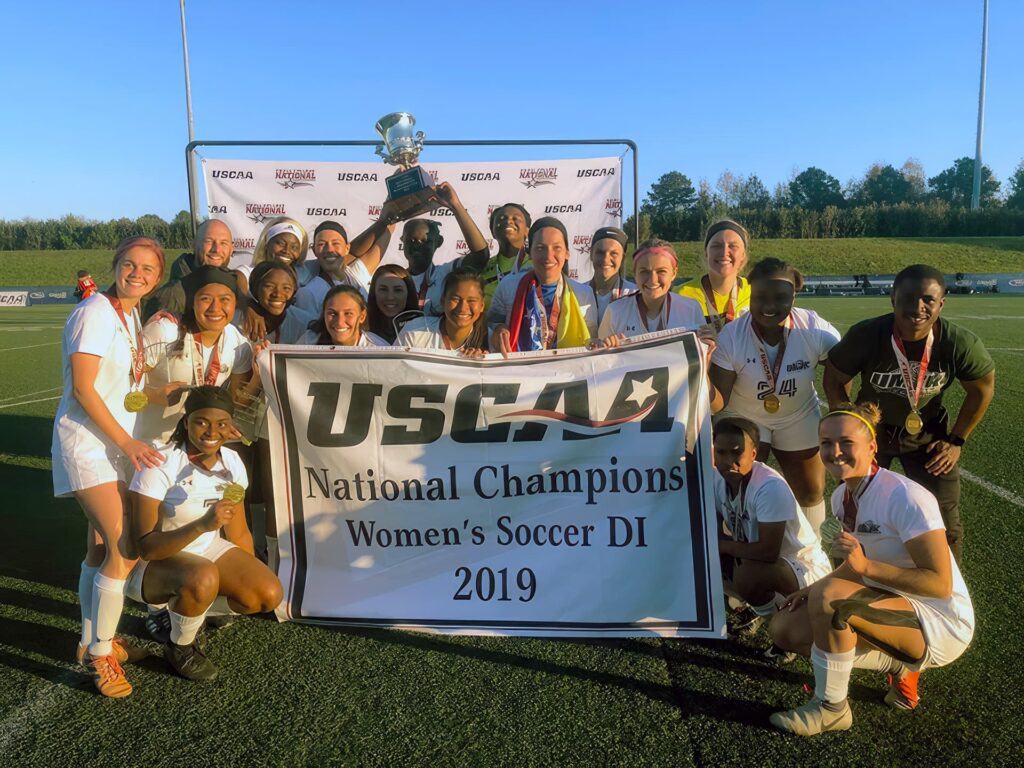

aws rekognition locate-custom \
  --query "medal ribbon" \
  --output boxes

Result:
[191,333,223,387]
[751,316,791,398]
[186,446,230,477]
[635,293,671,332]
[701,275,737,331]
[728,473,753,542]
[891,325,933,417]
[416,265,434,309]
[841,461,880,533]
[103,290,144,388]
[533,280,562,349]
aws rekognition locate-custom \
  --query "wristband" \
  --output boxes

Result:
[947,434,966,447]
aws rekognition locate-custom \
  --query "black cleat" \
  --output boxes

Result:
[164,640,218,681]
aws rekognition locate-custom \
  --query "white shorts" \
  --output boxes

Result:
[52,447,133,497]
[126,536,237,604]
[755,408,820,452]
[906,595,975,670]
[783,554,832,589]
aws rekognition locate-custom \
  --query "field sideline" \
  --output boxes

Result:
[1,297,1022,766]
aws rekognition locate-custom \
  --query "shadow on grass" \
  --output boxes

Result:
[0,414,54,460]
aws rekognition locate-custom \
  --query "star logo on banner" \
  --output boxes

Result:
[248,213,269,224]
[625,376,658,409]
[277,180,315,190]
[520,179,556,189]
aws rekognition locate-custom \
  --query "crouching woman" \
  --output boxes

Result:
[128,386,282,681]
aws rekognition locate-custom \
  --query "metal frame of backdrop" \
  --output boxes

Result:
[185,139,640,243]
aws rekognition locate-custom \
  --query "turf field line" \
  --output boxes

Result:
[0,395,60,411]
[0,326,64,332]
[962,469,1024,508]
[0,341,60,353]
[0,386,61,403]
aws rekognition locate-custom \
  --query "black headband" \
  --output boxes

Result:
[591,226,628,249]
[182,266,239,303]
[704,220,749,248]
[314,221,348,241]
[527,216,568,249]
[184,385,236,417]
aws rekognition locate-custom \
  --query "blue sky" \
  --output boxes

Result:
[2,1,1020,220]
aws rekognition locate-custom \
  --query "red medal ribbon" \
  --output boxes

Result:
[751,316,791,399]
[701,275,737,331]
[416,266,434,309]
[103,290,144,388]
[842,461,880,532]
[726,473,753,542]
[191,333,223,386]
[891,325,933,417]
[534,281,561,349]
[635,293,671,332]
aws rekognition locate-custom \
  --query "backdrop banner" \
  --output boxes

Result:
[201,156,623,282]
[0,291,29,307]
[261,331,726,638]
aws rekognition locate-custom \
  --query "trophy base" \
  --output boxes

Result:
[385,166,439,222]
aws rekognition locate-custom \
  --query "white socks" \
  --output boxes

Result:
[266,536,279,573]
[801,501,826,535]
[207,595,238,617]
[78,562,99,647]
[811,644,855,705]
[89,573,126,657]
[169,611,206,646]
[751,593,787,618]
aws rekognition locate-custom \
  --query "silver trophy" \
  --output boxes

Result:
[373,112,438,221]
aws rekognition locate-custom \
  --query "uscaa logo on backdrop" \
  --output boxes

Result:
[209,205,227,215]
[545,204,582,214]
[461,172,501,182]
[212,169,253,180]
[246,203,286,224]
[520,167,558,189]
[276,169,316,190]
[307,207,347,217]
[337,172,380,182]
[577,167,616,178]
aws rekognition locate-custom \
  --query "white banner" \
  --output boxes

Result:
[201,156,622,282]
[0,291,28,307]
[262,332,726,638]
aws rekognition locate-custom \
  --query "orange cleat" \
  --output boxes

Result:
[87,653,133,698]
[885,668,920,711]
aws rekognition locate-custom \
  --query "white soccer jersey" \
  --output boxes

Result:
[51,293,142,458]
[138,320,253,445]
[598,293,705,338]
[713,461,830,573]
[486,273,599,338]
[130,444,248,557]
[410,260,459,318]
[712,307,839,427]
[293,261,373,316]
[263,306,316,344]
[591,277,636,324]
[829,468,974,663]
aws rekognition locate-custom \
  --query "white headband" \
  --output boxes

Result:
[264,222,303,244]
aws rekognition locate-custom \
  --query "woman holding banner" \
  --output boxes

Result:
[709,258,840,535]
[588,226,636,323]
[297,285,388,347]
[367,264,421,343]
[138,266,253,446]
[52,236,166,698]
[128,386,282,682]
[767,402,973,735]
[676,219,752,332]
[598,239,704,339]
[396,268,488,356]
[487,216,598,355]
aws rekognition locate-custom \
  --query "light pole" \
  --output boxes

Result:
[180,0,198,234]
[971,0,989,210]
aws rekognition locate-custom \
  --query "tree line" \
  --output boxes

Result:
[3,157,1024,251]
[627,156,1024,241]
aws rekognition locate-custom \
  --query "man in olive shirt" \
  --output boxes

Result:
[823,264,995,562]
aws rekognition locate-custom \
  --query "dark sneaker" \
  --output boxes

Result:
[146,609,172,644]
[763,643,797,664]
[205,613,238,630]
[727,607,764,639]
[164,640,219,681]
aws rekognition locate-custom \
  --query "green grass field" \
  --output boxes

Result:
[2,236,1023,286]
[1,297,1022,766]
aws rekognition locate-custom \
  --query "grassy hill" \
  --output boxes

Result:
[1,237,1023,286]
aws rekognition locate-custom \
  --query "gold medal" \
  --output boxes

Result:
[904,411,923,435]
[763,394,781,414]
[123,391,149,412]
[222,483,245,504]
[819,516,843,549]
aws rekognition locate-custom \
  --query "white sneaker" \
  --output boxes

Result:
[769,697,853,736]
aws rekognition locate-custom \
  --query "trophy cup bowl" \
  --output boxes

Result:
[373,112,438,222]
